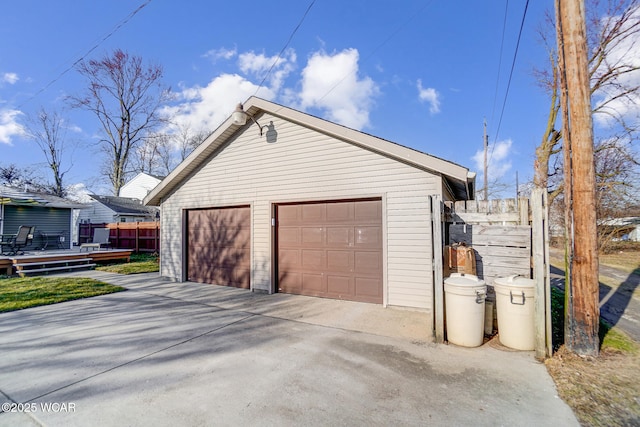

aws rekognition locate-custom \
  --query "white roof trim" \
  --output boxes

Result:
[144,97,473,206]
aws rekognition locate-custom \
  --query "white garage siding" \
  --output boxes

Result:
[160,113,439,310]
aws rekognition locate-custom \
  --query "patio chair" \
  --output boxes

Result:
[79,228,111,252]
[0,225,35,256]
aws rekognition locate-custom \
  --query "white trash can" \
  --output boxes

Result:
[444,273,487,347]
[494,275,535,350]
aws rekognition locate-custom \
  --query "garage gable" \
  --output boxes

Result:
[148,97,474,316]
[145,97,474,207]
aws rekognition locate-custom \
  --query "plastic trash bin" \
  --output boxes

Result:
[494,275,535,350]
[444,273,487,347]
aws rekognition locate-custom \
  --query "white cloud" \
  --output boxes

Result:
[161,73,275,134]
[202,47,237,62]
[0,108,25,144]
[472,139,513,181]
[417,79,440,114]
[238,48,296,92]
[2,72,19,85]
[294,48,378,130]
[162,47,380,136]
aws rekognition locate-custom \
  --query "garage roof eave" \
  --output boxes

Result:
[144,96,474,206]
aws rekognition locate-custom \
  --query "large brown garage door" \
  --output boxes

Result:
[277,199,383,304]
[187,206,250,289]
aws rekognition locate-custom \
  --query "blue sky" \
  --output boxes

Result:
[0,1,552,197]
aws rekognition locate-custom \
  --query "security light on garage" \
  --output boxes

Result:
[233,103,265,136]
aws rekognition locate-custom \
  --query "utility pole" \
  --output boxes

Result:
[555,0,599,356]
[483,119,488,200]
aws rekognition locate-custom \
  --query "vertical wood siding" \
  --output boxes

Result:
[161,114,440,311]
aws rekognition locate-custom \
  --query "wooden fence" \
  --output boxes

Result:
[78,222,159,253]
[434,189,551,358]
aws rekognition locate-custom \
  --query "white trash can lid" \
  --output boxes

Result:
[494,275,534,289]
[444,272,485,287]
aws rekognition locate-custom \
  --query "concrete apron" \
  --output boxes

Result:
[0,272,578,426]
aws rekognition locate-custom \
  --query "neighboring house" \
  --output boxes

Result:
[0,185,85,250]
[119,172,162,200]
[145,97,475,330]
[599,217,640,242]
[77,195,159,225]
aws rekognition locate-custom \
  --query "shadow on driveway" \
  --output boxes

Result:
[0,272,579,426]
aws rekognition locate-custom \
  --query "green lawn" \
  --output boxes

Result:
[95,253,159,274]
[0,276,125,312]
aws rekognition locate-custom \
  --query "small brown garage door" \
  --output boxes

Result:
[187,206,250,289]
[277,199,383,304]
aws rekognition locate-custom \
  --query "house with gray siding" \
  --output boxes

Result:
[145,97,475,331]
[1,186,84,250]
[77,195,159,225]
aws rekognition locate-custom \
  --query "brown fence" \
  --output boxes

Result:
[78,222,159,253]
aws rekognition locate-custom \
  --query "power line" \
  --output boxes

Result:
[489,0,530,165]
[490,0,510,125]
[253,0,316,96]
[17,0,152,110]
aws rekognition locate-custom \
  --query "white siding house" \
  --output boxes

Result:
[145,97,475,331]
[120,173,162,200]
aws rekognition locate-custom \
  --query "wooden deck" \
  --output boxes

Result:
[0,249,132,277]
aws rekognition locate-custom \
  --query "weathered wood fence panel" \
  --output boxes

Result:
[78,222,159,253]
[449,224,531,286]
[443,195,551,358]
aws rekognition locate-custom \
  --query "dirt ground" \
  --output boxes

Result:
[546,346,640,426]
[546,248,640,426]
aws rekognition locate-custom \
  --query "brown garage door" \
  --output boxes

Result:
[187,206,250,289]
[277,199,382,304]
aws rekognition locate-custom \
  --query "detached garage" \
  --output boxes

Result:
[145,97,475,329]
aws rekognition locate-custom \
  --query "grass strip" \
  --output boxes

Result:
[95,253,159,274]
[0,276,125,312]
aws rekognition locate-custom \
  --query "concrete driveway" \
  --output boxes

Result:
[0,272,578,426]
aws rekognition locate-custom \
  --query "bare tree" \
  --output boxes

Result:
[25,108,71,197]
[154,133,174,176]
[535,1,640,192]
[134,135,161,175]
[132,123,209,177]
[534,0,640,239]
[134,132,171,176]
[176,123,208,162]
[0,163,49,193]
[594,136,640,248]
[69,49,168,195]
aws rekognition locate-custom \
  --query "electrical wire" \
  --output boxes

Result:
[490,0,510,126]
[489,0,530,165]
[253,0,316,96]
[17,0,152,110]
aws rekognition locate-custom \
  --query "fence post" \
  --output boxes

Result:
[431,195,445,343]
[531,188,551,358]
[135,222,140,252]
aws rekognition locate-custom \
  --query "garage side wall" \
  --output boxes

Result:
[161,114,440,309]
